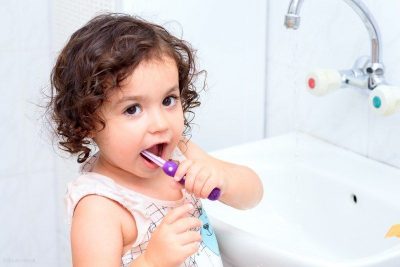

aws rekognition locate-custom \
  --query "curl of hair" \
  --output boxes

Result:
[48,13,205,163]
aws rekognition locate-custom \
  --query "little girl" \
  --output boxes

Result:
[48,13,263,267]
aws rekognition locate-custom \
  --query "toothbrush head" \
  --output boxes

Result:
[140,150,166,167]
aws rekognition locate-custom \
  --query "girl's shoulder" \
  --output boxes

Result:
[65,173,122,221]
[65,172,144,240]
[70,191,138,266]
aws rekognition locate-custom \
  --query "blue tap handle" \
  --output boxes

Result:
[162,161,221,201]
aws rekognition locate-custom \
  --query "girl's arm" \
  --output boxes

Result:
[177,139,263,210]
[71,196,201,267]
[71,195,128,267]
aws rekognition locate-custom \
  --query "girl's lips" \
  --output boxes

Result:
[141,155,160,169]
[140,142,168,169]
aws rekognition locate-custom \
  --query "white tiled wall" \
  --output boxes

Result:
[122,0,268,151]
[265,0,400,168]
[53,0,120,52]
[0,0,58,266]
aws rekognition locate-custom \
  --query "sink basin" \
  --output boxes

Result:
[204,132,400,267]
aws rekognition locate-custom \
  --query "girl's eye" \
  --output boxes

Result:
[124,104,142,116]
[163,96,178,107]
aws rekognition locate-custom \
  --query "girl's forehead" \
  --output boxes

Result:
[128,57,177,86]
[106,56,179,102]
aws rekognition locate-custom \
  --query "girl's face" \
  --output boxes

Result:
[93,55,185,181]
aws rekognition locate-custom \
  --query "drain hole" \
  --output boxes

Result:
[351,194,358,204]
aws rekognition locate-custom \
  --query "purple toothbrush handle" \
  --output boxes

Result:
[207,188,221,201]
[162,161,221,201]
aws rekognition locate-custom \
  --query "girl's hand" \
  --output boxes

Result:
[173,159,225,199]
[142,204,202,267]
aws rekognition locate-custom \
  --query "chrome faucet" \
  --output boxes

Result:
[284,0,385,90]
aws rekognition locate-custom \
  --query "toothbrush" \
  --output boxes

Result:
[141,150,221,201]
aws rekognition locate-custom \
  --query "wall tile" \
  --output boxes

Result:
[0,2,22,51]
[0,171,58,266]
[0,50,26,177]
[122,0,267,151]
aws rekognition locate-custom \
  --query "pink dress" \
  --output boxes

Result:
[65,149,223,267]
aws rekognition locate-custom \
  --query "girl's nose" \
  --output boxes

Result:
[148,110,169,134]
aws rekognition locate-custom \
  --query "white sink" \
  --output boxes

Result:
[204,132,400,267]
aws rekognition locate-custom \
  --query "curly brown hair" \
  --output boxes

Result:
[48,13,205,163]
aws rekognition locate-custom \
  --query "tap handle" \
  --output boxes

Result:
[369,85,400,116]
[163,161,221,201]
[306,69,341,96]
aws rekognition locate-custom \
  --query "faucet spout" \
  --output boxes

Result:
[284,0,384,89]
[284,0,303,30]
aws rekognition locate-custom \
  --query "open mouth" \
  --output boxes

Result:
[141,143,166,165]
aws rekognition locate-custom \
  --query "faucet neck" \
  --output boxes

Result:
[285,0,382,64]
[343,0,382,64]
[285,0,384,89]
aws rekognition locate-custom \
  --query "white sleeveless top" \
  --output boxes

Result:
[65,149,223,267]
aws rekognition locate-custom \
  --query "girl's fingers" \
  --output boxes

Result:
[192,169,210,198]
[173,159,192,182]
[163,204,194,225]
[178,231,202,245]
[173,217,202,233]
[183,163,203,194]
[173,160,218,199]
[200,177,220,199]
[181,242,201,258]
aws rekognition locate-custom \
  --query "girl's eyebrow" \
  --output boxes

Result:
[165,85,180,95]
[115,95,143,106]
[115,85,179,105]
